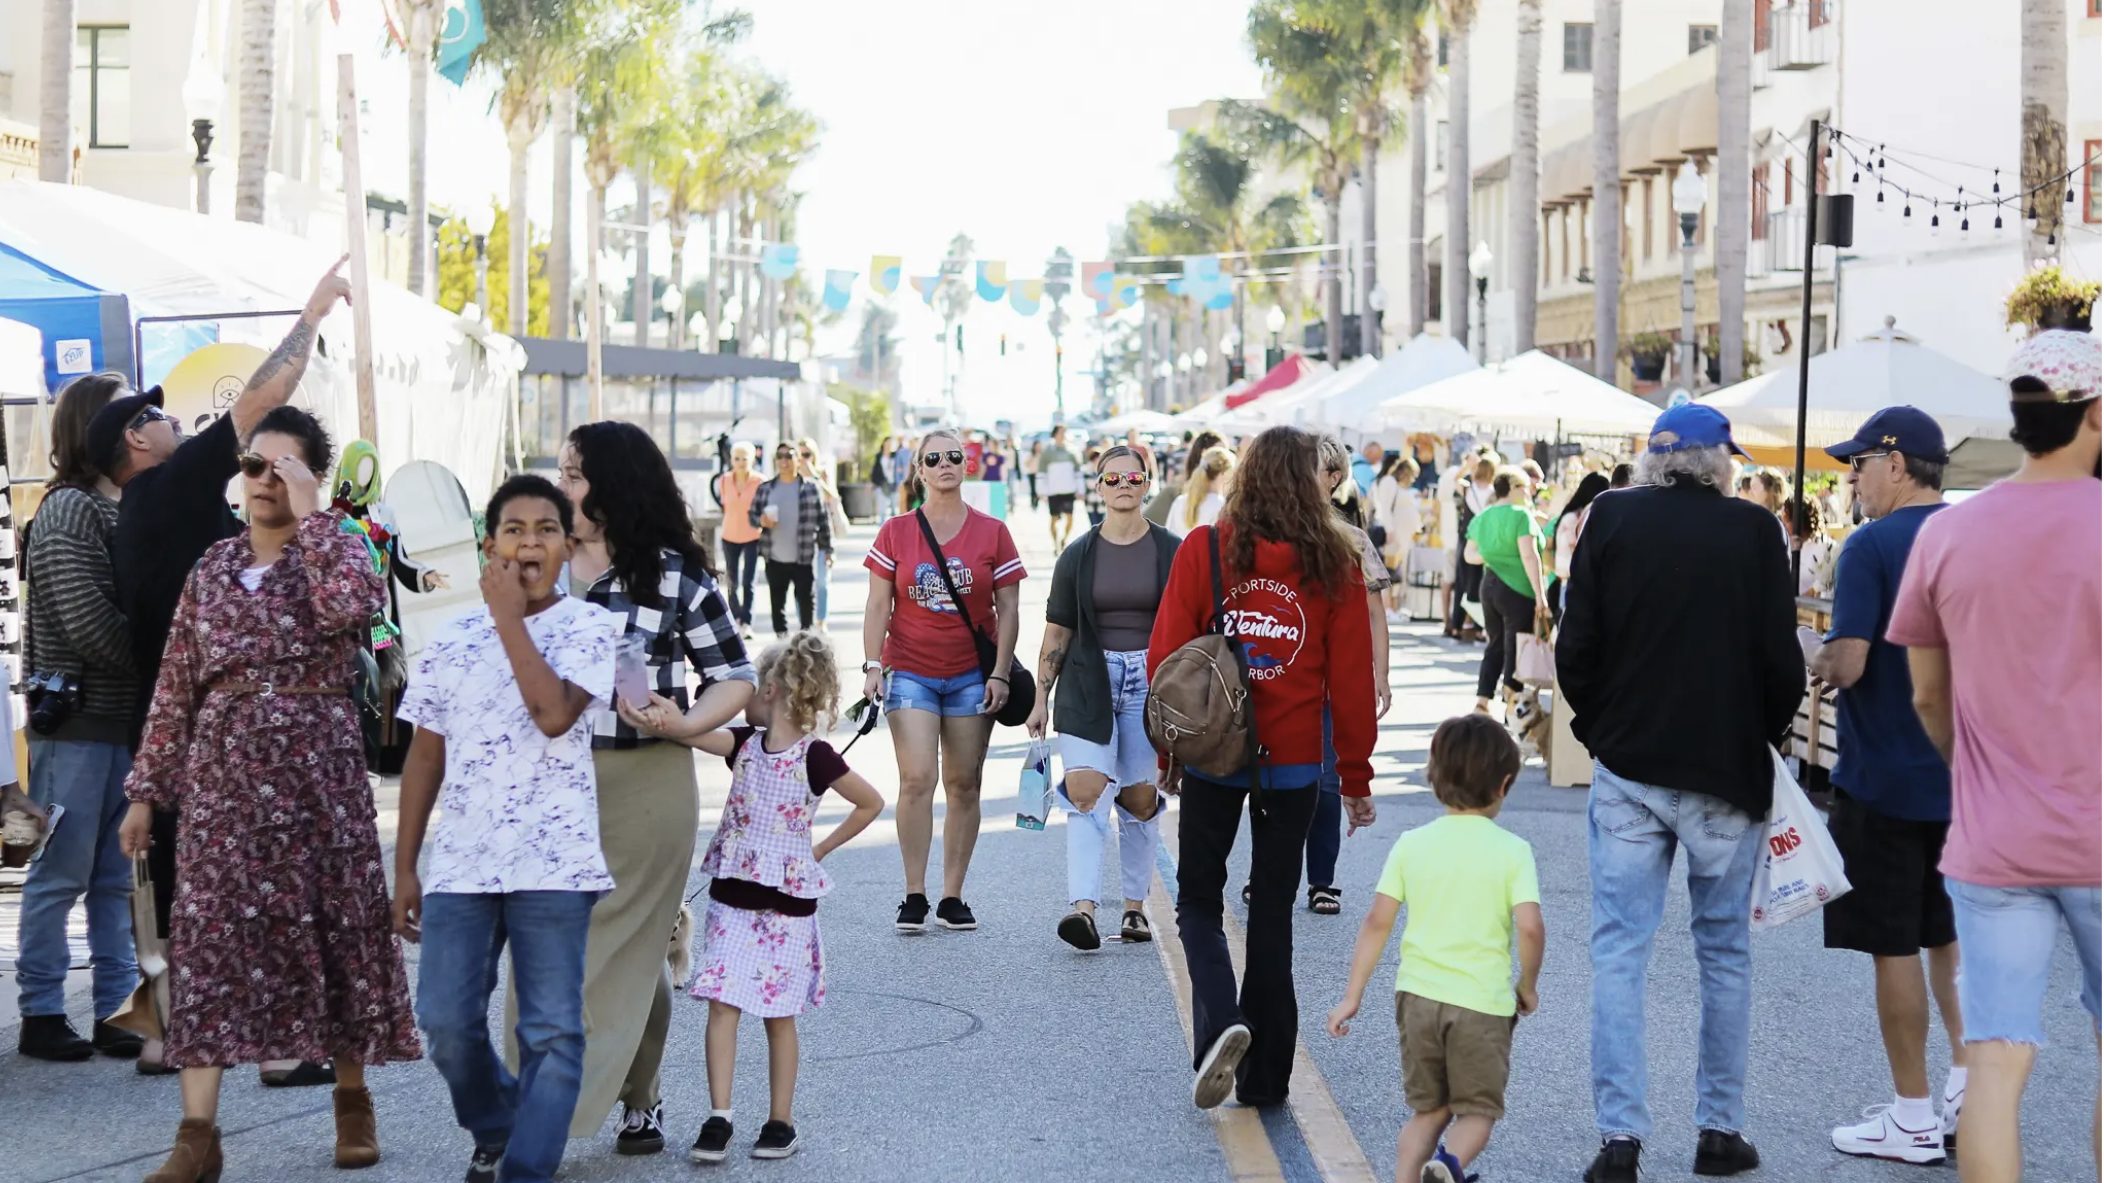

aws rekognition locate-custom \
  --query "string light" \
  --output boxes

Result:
[1992,169,2001,197]
[1928,202,1940,236]
[1993,211,2004,234]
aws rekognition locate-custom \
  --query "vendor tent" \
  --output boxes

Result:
[1306,333,1479,433]
[1697,318,2009,468]
[0,316,39,402]
[1217,356,1376,434]
[0,181,521,501]
[1370,350,1659,437]
[1097,408,1180,435]
[1223,354,1325,409]
[1170,391,1231,429]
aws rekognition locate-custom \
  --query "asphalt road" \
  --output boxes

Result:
[1,507,2093,1183]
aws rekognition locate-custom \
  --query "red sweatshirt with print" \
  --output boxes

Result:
[1146,524,1377,797]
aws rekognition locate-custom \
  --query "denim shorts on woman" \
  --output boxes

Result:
[1945,877,2103,1045]
[884,669,988,718]
[1056,649,1155,788]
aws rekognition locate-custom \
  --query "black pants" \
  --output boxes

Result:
[1448,557,1483,632]
[765,559,814,636]
[1477,573,1534,700]
[1177,775,1318,1105]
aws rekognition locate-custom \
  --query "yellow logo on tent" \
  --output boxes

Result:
[159,342,271,435]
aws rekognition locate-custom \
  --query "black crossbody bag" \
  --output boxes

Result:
[913,510,1034,727]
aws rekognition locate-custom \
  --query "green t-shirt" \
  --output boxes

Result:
[1467,502,1542,598]
[1373,813,1541,1017]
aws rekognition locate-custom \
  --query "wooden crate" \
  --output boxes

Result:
[1790,682,1840,771]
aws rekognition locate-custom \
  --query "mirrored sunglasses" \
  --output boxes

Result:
[1097,471,1147,488]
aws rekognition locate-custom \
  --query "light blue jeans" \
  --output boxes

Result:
[1945,878,2103,1044]
[1056,649,1161,906]
[16,738,136,1019]
[1588,761,1764,1142]
[814,549,832,623]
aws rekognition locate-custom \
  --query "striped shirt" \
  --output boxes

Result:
[573,548,757,748]
[24,487,135,742]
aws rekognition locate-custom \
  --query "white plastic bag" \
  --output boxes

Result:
[1015,737,1054,830]
[1750,748,1851,930]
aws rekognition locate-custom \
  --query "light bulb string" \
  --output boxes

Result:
[1826,126,2093,214]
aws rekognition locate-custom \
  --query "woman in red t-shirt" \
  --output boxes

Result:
[861,429,1026,935]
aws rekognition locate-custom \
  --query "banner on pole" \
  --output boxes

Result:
[1008,279,1043,316]
[822,269,857,312]
[975,261,1008,303]
[871,255,901,295]
[435,0,485,86]
[759,244,800,280]
[910,276,939,305]
[1082,261,1114,300]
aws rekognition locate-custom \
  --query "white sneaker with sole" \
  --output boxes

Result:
[1832,1105,1946,1164]
[1191,1023,1251,1110]
[1941,1086,1964,1150]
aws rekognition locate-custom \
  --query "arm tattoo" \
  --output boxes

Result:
[1039,644,1065,692]
[244,320,317,394]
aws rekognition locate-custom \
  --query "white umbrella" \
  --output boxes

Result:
[1306,333,1480,433]
[1371,350,1659,437]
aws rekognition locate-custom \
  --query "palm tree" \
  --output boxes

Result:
[1509,0,1542,354]
[1403,19,1435,338]
[1590,1,1622,383]
[2021,0,2068,264]
[234,0,279,223]
[402,0,440,298]
[480,0,582,337]
[1163,125,1309,385]
[1715,0,1752,384]
[1334,1,1420,359]
[1442,1,1478,349]
[575,7,672,412]
[38,0,74,182]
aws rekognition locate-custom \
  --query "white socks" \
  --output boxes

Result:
[711,1108,733,1121]
[1945,1066,1968,1103]
[1893,1094,1936,1131]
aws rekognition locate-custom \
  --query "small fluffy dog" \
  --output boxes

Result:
[668,903,695,984]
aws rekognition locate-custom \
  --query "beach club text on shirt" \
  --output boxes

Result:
[908,557,974,615]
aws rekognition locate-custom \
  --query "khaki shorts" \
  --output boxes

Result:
[1396,992,1515,1119]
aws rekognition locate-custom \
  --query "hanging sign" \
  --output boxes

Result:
[910,275,940,305]
[759,244,800,280]
[870,255,901,295]
[822,270,857,312]
[1008,279,1043,316]
[975,261,1008,303]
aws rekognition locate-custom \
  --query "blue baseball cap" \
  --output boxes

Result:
[1823,405,1949,464]
[1646,404,1750,458]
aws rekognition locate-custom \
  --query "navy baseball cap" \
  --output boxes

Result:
[1646,404,1750,458]
[1823,405,1949,464]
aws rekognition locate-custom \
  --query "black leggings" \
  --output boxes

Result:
[765,559,815,636]
[1477,573,1535,700]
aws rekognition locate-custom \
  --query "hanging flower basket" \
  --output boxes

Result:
[2006,266,2099,335]
[1625,331,1674,382]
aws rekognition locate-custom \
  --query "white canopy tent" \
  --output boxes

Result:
[1306,334,1480,435]
[1217,356,1378,434]
[1370,350,1660,437]
[1169,393,1230,430]
[0,181,521,501]
[1097,408,1181,435]
[0,317,39,403]
[1697,318,2010,457]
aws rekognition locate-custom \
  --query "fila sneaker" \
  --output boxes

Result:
[1832,1105,1946,1165]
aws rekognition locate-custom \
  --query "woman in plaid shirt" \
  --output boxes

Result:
[548,422,759,1156]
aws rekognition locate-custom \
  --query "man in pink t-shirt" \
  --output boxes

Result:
[1886,329,2102,1181]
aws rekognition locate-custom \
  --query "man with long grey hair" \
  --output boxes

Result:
[1556,404,1806,1183]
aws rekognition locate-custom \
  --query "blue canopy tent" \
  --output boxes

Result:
[0,241,135,397]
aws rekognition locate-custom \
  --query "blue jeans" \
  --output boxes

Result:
[1588,762,1764,1142]
[1945,878,2103,1044]
[814,549,832,623]
[16,738,136,1019]
[721,539,761,626]
[884,669,988,718]
[1307,707,1341,889]
[417,891,597,1183]
[1057,650,1160,906]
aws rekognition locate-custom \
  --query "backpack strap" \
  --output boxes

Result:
[1208,527,1269,811]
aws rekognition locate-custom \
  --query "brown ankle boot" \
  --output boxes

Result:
[142,1117,221,1183]
[333,1086,380,1169]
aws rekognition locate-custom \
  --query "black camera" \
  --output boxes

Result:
[23,671,81,736]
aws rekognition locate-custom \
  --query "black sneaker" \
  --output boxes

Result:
[1584,1137,1641,1183]
[935,897,978,931]
[464,1144,504,1183]
[1694,1129,1760,1176]
[615,1102,666,1155]
[689,1116,733,1164]
[751,1119,799,1159]
[895,893,930,932]
[90,1019,143,1059]
[17,1014,93,1061]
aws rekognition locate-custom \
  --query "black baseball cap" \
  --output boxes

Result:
[85,385,166,476]
[1823,405,1949,465]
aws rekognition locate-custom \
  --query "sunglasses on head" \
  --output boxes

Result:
[1097,471,1147,488]
[236,452,274,479]
[922,450,965,468]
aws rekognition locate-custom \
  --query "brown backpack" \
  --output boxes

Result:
[1145,528,1267,787]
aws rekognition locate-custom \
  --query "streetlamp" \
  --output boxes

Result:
[1367,284,1387,357]
[1220,329,1242,382]
[1467,241,1493,362]
[465,204,497,322]
[1672,159,1708,389]
[660,285,684,350]
[182,56,222,215]
[1154,360,1174,411]
[1265,304,1287,371]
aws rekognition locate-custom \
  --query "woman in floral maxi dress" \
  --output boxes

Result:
[120,408,420,1183]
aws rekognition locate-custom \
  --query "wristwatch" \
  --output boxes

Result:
[861,660,884,673]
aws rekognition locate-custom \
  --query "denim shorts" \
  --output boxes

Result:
[884,669,987,718]
[1945,876,2103,1045]
[1057,649,1155,788]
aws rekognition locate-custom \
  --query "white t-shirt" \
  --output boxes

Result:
[397,596,623,895]
[1165,491,1224,537]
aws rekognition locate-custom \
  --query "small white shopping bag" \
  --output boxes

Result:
[1015,737,1054,831]
[1750,748,1852,930]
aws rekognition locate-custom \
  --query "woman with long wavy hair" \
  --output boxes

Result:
[546,421,758,1155]
[1148,426,1377,1111]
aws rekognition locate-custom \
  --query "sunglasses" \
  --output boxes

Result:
[129,406,177,432]
[774,451,796,462]
[1097,472,1147,488]
[922,450,966,468]
[236,452,274,479]
[1847,451,1895,471]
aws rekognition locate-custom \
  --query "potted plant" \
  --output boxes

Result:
[2005,266,2100,335]
[1625,331,1674,382]
[1702,332,1764,385]
[830,383,893,522]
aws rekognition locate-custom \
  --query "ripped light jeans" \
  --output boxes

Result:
[1056,648,1162,906]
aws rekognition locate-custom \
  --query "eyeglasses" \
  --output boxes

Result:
[129,406,176,432]
[236,452,273,479]
[1847,451,1896,472]
[774,451,796,462]
[1097,471,1147,488]
[798,450,813,460]
[921,450,966,468]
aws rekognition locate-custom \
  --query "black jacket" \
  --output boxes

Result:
[1555,479,1806,817]
[1045,522,1181,743]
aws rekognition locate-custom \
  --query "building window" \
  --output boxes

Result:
[2092,0,2101,17]
[1543,211,1554,286]
[1579,199,1590,272]
[1643,178,1656,259]
[1689,25,1719,54]
[1808,0,1833,28]
[72,26,130,149]
[1438,33,1449,68]
[2086,141,2102,223]
[1752,162,1771,238]
[1563,23,1593,72]
[1561,209,1571,279]
[1435,120,1447,171]
[1754,2,1772,52]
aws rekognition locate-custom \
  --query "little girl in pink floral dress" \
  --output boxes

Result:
[631,632,882,1163]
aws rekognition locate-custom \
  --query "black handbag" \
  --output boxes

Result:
[913,510,1034,727]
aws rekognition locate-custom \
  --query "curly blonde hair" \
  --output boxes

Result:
[755,632,841,734]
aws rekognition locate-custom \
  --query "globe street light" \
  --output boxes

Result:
[182,54,223,215]
[1265,304,1288,371]
[661,285,684,348]
[464,204,498,322]
[1467,241,1494,362]
[1672,159,1708,388]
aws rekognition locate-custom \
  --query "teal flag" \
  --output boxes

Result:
[436,0,486,87]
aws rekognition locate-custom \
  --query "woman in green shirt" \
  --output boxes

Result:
[1464,468,1550,715]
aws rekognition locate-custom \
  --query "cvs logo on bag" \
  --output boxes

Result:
[1768,826,1802,859]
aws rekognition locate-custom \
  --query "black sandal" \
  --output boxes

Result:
[1057,910,1101,951]
[260,1059,337,1088]
[1120,910,1153,943]
[1240,883,1252,907]
[1308,886,1342,915]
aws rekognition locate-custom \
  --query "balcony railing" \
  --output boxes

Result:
[1767,1,1834,71]
[1762,209,1837,273]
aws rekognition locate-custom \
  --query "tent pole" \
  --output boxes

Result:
[1790,119,1822,594]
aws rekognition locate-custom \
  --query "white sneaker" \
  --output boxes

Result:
[1832,1105,1946,1164]
[1941,1085,1964,1149]
[1191,1023,1251,1110]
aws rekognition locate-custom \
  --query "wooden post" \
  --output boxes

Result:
[337,55,380,445]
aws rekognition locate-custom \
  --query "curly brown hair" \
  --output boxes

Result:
[1217,426,1358,595]
[756,631,841,734]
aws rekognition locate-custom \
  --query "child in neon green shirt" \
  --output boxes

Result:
[1328,714,1545,1183]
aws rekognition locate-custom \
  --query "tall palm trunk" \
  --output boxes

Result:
[234,0,279,224]
[507,117,533,338]
[1445,19,1471,350]
[2020,0,2068,264]
[405,2,435,297]
[1716,0,1752,384]
[631,157,653,348]
[667,215,688,351]
[1590,2,1622,383]
[1360,133,1381,358]
[548,84,575,338]
[1509,0,1542,355]
[586,181,607,417]
[704,207,723,352]
[38,0,75,182]
[1325,190,1344,364]
[1408,89,1428,338]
